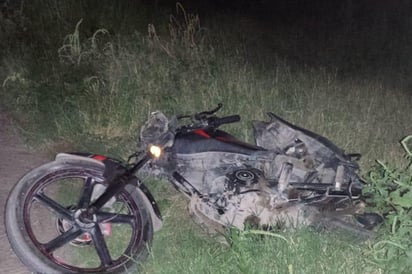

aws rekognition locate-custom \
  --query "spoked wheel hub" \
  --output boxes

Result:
[56,206,115,247]
[56,206,93,246]
[76,208,97,228]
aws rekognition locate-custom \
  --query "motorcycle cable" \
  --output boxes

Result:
[194,103,223,120]
[176,104,222,120]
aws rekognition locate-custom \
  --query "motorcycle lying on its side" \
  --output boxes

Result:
[5,104,382,273]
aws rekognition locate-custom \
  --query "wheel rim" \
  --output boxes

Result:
[21,168,146,273]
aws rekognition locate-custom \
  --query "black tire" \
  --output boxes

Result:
[5,160,153,273]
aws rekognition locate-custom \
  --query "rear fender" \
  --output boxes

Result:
[55,153,163,231]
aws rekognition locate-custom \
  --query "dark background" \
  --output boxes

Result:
[139,0,412,88]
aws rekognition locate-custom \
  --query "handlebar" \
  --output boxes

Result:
[176,104,240,132]
[210,115,241,128]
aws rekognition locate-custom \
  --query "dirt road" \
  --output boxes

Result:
[0,110,48,273]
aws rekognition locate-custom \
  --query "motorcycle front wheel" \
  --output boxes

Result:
[5,160,153,273]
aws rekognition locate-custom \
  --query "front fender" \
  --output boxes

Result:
[55,152,106,167]
[55,153,163,231]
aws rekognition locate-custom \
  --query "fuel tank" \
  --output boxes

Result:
[172,129,265,155]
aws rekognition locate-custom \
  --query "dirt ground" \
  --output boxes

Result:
[0,110,48,273]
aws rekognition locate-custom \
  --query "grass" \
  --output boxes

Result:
[1,1,412,273]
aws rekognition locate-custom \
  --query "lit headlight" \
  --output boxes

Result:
[149,145,162,158]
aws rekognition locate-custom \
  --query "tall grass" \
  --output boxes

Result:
[1,1,412,273]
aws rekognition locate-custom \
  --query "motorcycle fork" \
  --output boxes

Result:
[85,154,150,215]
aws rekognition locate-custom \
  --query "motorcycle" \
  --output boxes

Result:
[5,104,382,273]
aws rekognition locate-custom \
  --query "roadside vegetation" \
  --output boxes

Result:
[1,1,411,273]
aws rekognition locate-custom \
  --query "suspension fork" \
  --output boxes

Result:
[85,154,151,215]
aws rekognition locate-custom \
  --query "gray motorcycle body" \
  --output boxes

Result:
[151,113,364,230]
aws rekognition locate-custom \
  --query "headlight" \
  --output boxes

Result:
[149,145,162,158]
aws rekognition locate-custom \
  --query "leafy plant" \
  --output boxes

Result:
[364,135,412,272]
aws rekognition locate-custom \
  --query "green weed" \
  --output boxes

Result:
[364,136,412,273]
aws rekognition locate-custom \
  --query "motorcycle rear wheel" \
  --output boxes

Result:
[5,160,153,274]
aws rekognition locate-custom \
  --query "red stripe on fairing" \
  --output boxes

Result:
[193,129,211,138]
[93,155,107,161]
[216,136,230,142]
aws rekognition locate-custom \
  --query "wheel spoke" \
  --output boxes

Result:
[78,177,95,208]
[34,192,73,221]
[96,212,135,224]
[42,227,83,253]
[90,225,112,267]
